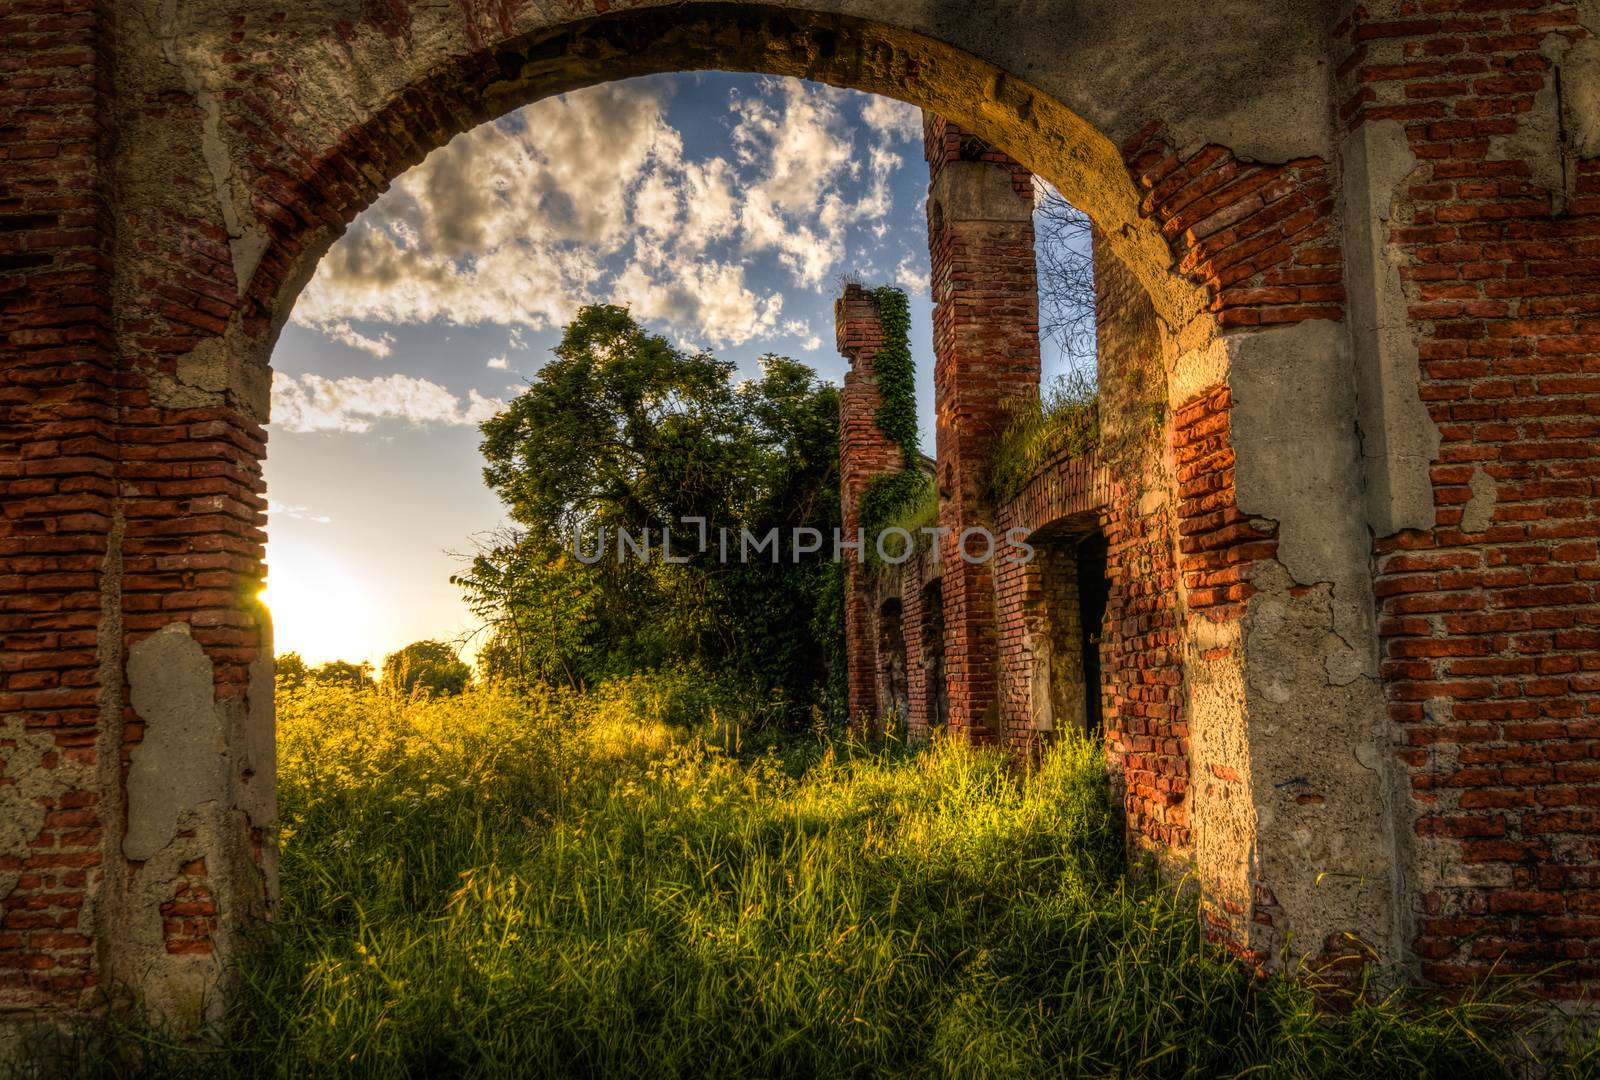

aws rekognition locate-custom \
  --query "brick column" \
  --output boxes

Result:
[0,0,118,1013]
[923,114,1040,740]
[835,285,904,731]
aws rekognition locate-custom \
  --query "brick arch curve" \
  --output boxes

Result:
[222,5,1212,371]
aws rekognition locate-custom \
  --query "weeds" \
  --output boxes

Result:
[983,371,1100,505]
[57,679,1588,1078]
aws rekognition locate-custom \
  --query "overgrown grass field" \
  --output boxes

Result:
[77,679,1596,1078]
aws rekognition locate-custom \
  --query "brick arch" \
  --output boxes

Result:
[202,5,1221,375]
[95,0,1260,1031]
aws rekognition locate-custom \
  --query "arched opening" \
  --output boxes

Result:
[15,0,1600,1054]
[38,0,1410,1045]
[1025,519,1109,744]
[1075,531,1109,740]
[107,7,1216,1017]
[917,578,948,734]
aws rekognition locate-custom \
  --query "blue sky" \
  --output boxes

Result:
[264,73,1075,668]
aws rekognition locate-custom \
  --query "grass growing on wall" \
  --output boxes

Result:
[983,370,1101,505]
[61,680,1593,1079]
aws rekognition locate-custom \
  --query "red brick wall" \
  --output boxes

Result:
[0,0,116,1009]
[1336,2,1600,992]
[835,286,904,728]
[1173,388,1281,622]
[925,119,1040,741]
[1120,125,1343,330]
[900,548,939,739]
[10,0,1598,1019]
[1096,243,1191,853]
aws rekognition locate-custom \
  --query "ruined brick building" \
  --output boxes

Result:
[3,0,1599,1044]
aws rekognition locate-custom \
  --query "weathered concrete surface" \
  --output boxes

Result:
[0,718,93,929]
[100,623,277,1032]
[1339,119,1439,539]
[1486,22,1600,213]
[1185,615,1256,944]
[1224,321,1404,972]
[928,159,1033,223]
[124,625,228,862]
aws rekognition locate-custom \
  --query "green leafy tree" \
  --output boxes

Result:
[312,659,374,689]
[458,304,843,726]
[275,651,311,691]
[382,640,472,698]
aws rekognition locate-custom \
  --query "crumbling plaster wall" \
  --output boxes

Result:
[106,624,276,1030]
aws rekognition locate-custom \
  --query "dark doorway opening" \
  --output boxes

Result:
[920,579,949,732]
[1075,532,1109,739]
[878,597,909,732]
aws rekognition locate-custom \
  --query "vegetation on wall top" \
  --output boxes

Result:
[870,286,919,466]
[982,370,1101,505]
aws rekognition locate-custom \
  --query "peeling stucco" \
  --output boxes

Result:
[1339,119,1441,539]
[1226,320,1376,672]
[1460,466,1498,535]
[1239,563,1398,971]
[0,718,81,908]
[1487,30,1600,213]
[1185,615,1256,941]
[124,623,228,861]
[154,0,267,294]
[106,621,278,1032]
[146,336,274,423]
[1212,319,1407,971]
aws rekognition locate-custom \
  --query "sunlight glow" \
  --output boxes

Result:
[262,539,383,667]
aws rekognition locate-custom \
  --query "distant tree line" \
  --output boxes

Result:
[276,638,472,698]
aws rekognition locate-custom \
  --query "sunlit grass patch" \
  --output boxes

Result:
[61,678,1589,1079]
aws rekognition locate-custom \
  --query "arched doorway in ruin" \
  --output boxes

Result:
[7,0,1432,1033]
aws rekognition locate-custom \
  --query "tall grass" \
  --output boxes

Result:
[61,680,1591,1078]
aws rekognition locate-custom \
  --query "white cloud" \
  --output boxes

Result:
[895,254,931,297]
[724,81,912,289]
[271,372,503,434]
[289,79,916,352]
[861,95,923,144]
[486,354,509,370]
[679,158,739,252]
[803,335,822,351]
[293,82,676,334]
[633,170,679,236]
[612,241,783,348]
[318,320,395,358]
[266,501,332,524]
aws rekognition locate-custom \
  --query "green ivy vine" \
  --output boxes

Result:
[871,286,918,467]
[858,286,933,569]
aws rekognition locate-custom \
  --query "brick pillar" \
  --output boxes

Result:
[923,114,1040,740]
[0,0,118,1013]
[835,285,904,731]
